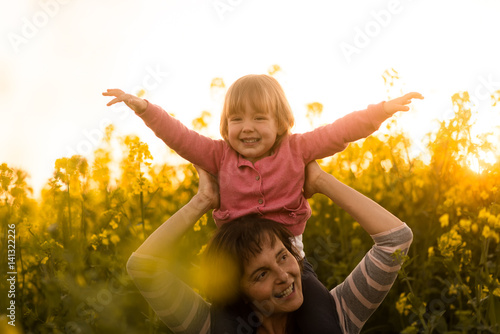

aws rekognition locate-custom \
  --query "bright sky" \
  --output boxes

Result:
[1,0,500,196]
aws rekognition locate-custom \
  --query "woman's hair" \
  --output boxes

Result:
[201,216,303,307]
[219,74,295,149]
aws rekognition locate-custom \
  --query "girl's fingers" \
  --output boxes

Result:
[405,92,424,100]
[106,97,124,106]
[102,88,125,97]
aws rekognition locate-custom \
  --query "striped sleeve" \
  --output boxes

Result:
[126,252,211,334]
[330,223,413,334]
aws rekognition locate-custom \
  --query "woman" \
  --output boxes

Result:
[126,163,413,333]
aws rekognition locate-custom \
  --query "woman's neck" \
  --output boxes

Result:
[257,313,289,334]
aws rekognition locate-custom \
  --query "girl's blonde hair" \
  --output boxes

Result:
[220,74,294,148]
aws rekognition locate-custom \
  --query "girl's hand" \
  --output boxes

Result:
[303,160,326,199]
[102,89,148,114]
[193,165,220,211]
[384,92,424,115]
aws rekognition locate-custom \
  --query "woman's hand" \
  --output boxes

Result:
[193,165,220,211]
[383,92,424,115]
[303,161,326,199]
[134,166,219,257]
[102,88,148,114]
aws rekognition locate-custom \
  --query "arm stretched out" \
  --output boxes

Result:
[304,162,413,333]
[103,89,224,175]
[298,93,424,163]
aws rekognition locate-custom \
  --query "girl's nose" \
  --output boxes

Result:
[241,120,254,132]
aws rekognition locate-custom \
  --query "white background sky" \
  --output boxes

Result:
[1,0,500,196]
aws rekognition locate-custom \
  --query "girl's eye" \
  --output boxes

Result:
[230,117,242,122]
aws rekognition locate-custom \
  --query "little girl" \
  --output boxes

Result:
[103,74,422,255]
[104,74,422,332]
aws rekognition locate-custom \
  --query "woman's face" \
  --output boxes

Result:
[239,237,303,316]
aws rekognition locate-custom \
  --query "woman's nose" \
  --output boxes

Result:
[276,268,288,282]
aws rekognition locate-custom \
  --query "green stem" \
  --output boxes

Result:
[140,190,145,238]
[402,269,430,333]
[67,179,72,239]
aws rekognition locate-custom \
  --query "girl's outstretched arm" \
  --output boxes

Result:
[103,89,224,175]
[304,161,403,235]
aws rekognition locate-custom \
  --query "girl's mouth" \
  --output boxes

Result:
[241,138,260,143]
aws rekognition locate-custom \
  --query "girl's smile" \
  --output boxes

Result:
[227,101,279,163]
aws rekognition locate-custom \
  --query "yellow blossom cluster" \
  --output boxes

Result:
[90,230,121,250]
[396,292,412,316]
[437,226,465,258]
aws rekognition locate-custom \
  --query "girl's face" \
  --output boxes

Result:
[239,237,303,316]
[227,101,279,163]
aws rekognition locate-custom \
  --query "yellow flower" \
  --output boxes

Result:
[193,221,201,232]
[41,256,49,265]
[396,293,411,315]
[439,214,449,228]
[487,215,499,228]
[197,244,207,256]
[110,221,118,230]
[459,219,471,232]
[110,234,120,245]
[482,225,500,243]
[478,208,489,220]
[461,249,471,265]
[428,246,435,258]
[471,223,479,234]
[438,228,464,258]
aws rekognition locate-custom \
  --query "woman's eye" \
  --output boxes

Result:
[256,271,267,281]
[280,253,288,262]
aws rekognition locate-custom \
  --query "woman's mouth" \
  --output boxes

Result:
[275,283,294,298]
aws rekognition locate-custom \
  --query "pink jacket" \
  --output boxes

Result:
[137,101,389,235]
